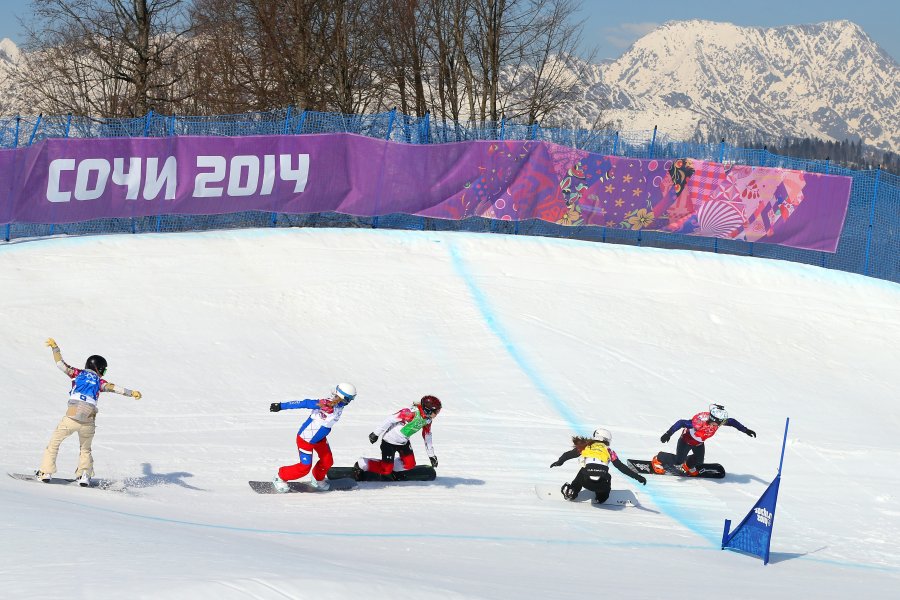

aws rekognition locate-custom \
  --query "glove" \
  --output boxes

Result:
[45,337,58,348]
[637,475,647,485]
[660,432,671,444]
[550,461,562,468]
[132,391,142,400]
[269,402,281,412]
[368,432,379,444]
[430,456,438,468]
[746,429,756,438]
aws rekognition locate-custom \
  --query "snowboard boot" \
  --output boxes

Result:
[679,462,699,477]
[309,478,330,491]
[560,483,577,500]
[651,455,666,475]
[77,472,92,487]
[35,470,51,483]
[272,474,290,493]
[352,462,364,481]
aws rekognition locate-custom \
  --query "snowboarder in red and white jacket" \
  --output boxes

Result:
[354,396,441,480]
[652,404,755,476]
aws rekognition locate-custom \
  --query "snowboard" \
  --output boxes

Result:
[248,479,358,494]
[534,483,637,507]
[627,454,726,479]
[7,472,124,491]
[327,465,437,482]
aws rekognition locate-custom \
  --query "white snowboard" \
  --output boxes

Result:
[534,483,638,507]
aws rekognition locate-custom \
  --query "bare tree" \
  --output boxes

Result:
[506,0,598,125]
[191,0,386,115]
[423,0,471,122]
[320,0,384,114]
[373,0,430,116]
[17,0,196,117]
[10,0,607,132]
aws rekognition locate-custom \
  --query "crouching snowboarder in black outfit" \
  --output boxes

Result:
[550,428,646,503]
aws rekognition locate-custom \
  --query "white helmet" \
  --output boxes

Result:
[333,382,357,403]
[708,404,728,424]
[592,428,611,444]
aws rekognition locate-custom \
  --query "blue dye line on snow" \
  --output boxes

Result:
[16,490,898,574]
[447,242,581,430]
[447,240,722,546]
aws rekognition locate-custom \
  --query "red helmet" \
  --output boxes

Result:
[420,395,442,417]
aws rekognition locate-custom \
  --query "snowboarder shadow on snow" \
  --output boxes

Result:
[705,471,769,485]
[353,475,485,489]
[122,462,204,491]
[576,490,659,513]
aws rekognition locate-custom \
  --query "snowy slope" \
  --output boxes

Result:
[1,228,898,599]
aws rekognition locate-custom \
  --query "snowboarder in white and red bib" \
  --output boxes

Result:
[36,338,142,487]
[354,395,441,480]
[551,427,646,503]
[269,382,357,493]
[652,404,756,476]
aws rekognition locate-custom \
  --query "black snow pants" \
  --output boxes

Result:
[570,464,612,503]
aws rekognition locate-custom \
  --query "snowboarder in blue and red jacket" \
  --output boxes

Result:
[652,404,755,476]
[269,382,357,492]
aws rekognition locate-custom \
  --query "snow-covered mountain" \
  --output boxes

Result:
[0,37,24,115]
[579,20,899,152]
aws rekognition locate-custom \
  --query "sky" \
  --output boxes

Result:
[578,0,900,61]
[1,227,899,599]
[1,0,897,62]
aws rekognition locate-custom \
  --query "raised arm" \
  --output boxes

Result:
[271,399,320,412]
[612,457,647,485]
[99,381,142,400]
[46,338,76,377]
[724,418,755,437]
[550,448,581,467]
[660,419,692,442]
[374,410,407,437]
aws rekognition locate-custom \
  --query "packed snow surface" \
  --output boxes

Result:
[1,228,898,599]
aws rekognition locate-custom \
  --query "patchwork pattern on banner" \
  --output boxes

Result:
[0,134,852,252]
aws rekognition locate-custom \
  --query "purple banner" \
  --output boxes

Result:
[0,134,852,251]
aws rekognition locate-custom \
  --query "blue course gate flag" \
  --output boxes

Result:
[721,418,790,565]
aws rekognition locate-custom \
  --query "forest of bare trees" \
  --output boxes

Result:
[12,0,601,126]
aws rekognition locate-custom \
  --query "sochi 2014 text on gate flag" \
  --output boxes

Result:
[0,134,853,252]
[722,476,781,564]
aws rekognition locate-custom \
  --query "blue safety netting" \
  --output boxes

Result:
[1,108,896,283]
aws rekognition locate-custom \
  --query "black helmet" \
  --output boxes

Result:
[85,355,107,376]
[420,395,442,417]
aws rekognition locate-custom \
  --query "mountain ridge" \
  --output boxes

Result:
[580,19,898,151]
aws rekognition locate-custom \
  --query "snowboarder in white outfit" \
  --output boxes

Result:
[354,396,441,480]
